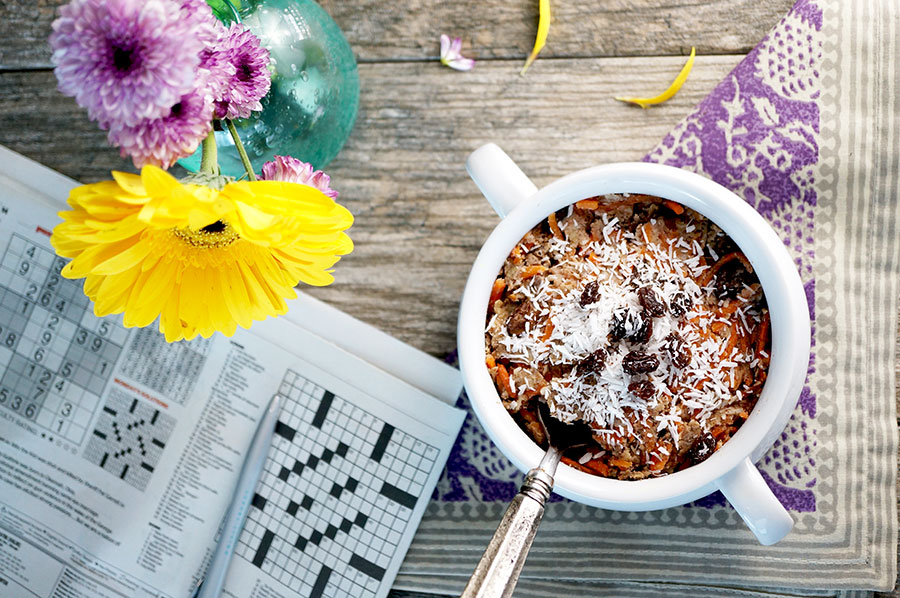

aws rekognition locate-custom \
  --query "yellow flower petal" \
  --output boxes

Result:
[521,0,550,75]
[91,266,142,316]
[63,235,144,278]
[218,266,254,328]
[51,167,352,342]
[234,201,276,232]
[125,257,178,327]
[110,171,149,199]
[141,165,181,197]
[90,238,152,276]
[159,285,187,342]
[615,47,696,109]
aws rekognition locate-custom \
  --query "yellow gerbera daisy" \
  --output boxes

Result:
[51,166,353,342]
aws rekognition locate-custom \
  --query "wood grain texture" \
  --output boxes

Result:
[321,0,795,62]
[1,0,897,592]
[0,55,742,356]
[0,0,794,69]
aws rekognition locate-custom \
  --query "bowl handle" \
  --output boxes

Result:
[466,143,537,218]
[715,457,793,545]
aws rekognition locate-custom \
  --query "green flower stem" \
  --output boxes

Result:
[224,119,257,181]
[199,130,220,175]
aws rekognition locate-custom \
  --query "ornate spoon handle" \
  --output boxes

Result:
[460,447,560,598]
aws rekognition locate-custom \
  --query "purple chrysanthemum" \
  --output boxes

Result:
[212,24,271,120]
[50,0,205,128]
[107,85,213,169]
[260,156,339,199]
[179,0,218,46]
[199,21,237,106]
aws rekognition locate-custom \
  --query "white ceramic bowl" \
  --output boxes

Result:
[458,144,811,545]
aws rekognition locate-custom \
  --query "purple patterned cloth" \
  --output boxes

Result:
[434,0,824,513]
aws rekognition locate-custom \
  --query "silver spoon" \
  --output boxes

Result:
[460,402,593,598]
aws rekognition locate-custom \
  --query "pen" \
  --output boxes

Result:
[194,392,285,598]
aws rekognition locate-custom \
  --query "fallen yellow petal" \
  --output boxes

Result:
[615,47,696,108]
[521,0,550,75]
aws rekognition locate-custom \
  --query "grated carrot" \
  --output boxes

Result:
[585,458,610,476]
[489,278,506,305]
[719,300,741,316]
[648,452,669,472]
[547,211,564,239]
[755,316,770,357]
[540,321,555,342]
[496,364,516,398]
[699,252,754,286]
[724,322,739,357]
[664,200,684,214]
[609,457,632,470]
[520,265,547,279]
[561,455,593,473]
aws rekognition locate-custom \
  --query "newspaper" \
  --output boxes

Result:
[0,146,466,598]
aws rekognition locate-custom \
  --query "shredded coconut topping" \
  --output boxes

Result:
[485,197,769,478]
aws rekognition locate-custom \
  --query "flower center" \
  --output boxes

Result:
[238,61,254,82]
[172,220,239,249]
[201,220,227,233]
[112,45,135,72]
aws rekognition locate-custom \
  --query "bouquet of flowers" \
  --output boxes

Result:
[47,0,353,342]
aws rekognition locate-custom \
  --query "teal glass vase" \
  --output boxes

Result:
[180,0,360,176]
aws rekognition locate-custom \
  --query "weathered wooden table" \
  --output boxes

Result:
[2,1,896,595]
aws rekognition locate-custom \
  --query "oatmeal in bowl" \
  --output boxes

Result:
[459,145,810,544]
[485,194,770,480]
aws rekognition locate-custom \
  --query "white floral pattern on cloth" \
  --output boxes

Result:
[435,0,823,512]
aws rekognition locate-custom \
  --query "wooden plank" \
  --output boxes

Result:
[0,0,793,69]
[321,0,795,62]
[0,55,741,355]
[0,72,134,181]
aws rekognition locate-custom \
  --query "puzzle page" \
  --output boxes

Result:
[0,183,297,598]
[0,147,464,598]
[221,316,465,598]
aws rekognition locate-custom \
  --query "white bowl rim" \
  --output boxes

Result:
[458,161,811,510]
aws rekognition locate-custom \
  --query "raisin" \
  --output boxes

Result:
[577,348,607,375]
[686,432,717,465]
[579,281,600,307]
[669,292,692,318]
[506,301,536,335]
[710,234,739,260]
[714,260,753,299]
[637,286,665,317]
[609,311,627,342]
[628,380,655,399]
[626,313,653,344]
[622,351,660,375]
[631,202,652,224]
[554,206,572,222]
[663,332,691,368]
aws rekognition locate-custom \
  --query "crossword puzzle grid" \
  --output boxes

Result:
[82,388,176,491]
[235,370,439,598]
[0,234,128,445]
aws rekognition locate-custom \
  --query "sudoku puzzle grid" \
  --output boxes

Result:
[0,234,128,445]
[235,369,440,598]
